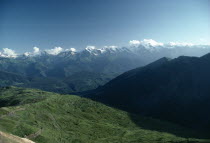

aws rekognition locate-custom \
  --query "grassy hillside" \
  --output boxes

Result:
[0,86,53,107]
[0,87,209,143]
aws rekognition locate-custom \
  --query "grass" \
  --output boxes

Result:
[0,86,54,107]
[0,87,209,143]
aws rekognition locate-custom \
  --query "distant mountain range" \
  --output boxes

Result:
[0,44,210,93]
[86,53,210,132]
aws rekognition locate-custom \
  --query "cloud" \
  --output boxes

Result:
[23,52,30,56]
[33,47,40,54]
[0,48,17,58]
[141,39,164,47]
[168,42,194,47]
[129,39,196,47]
[24,46,76,57]
[129,39,163,47]
[45,47,63,55]
[129,40,140,46]
[23,46,40,56]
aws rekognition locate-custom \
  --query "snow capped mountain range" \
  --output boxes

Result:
[0,39,210,59]
[0,39,210,93]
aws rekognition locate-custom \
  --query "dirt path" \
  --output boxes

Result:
[0,131,35,143]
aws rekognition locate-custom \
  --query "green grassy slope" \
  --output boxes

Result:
[0,86,53,107]
[0,87,209,143]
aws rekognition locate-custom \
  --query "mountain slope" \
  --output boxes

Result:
[87,54,210,133]
[0,87,208,143]
[0,44,210,94]
[0,86,53,107]
[21,72,116,94]
[0,55,120,93]
[0,70,29,87]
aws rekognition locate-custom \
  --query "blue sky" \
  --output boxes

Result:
[0,0,209,53]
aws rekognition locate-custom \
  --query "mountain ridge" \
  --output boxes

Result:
[86,53,210,133]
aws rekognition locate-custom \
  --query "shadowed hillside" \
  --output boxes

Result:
[86,54,210,135]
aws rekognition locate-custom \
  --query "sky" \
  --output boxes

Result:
[0,0,209,53]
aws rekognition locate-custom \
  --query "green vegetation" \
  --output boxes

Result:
[0,86,53,107]
[20,72,116,94]
[0,87,209,143]
[0,70,28,87]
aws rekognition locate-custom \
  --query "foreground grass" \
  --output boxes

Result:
[0,87,209,143]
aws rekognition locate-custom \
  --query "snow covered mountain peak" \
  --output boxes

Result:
[1,39,210,59]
